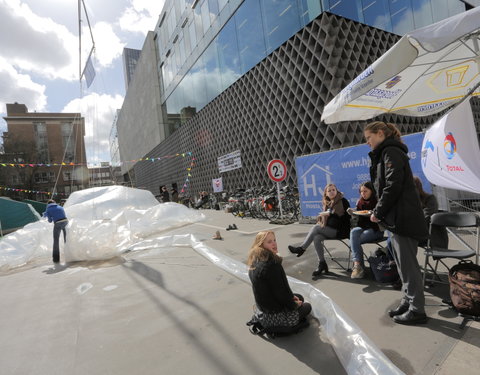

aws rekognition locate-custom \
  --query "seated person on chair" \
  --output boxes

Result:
[347,181,384,279]
[288,183,350,277]
[248,231,311,330]
[413,176,448,249]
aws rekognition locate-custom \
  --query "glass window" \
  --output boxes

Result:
[327,0,363,22]
[34,122,49,163]
[190,58,208,110]
[217,17,242,90]
[203,41,222,103]
[194,2,204,39]
[298,0,322,26]
[361,0,392,31]
[389,0,414,35]
[261,0,302,54]
[447,0,465,16]
[208,0,220,21]
[234,0,267,74]
[431,0,449,22]
[201,0,211,33]
[61,123,75,162]
[218,0,228,11]
[411,0,433,29]
[189,19,197,50]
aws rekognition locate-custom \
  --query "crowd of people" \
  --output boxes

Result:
[250,121,446,329]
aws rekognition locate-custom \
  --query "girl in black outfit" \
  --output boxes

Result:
[288,183,350,277]
[365,121,428,325]
[248,231,311,328]
[348,181,384,279]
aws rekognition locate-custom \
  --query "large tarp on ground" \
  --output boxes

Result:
[0,185,404,374]
[22,199,47,216]
[0,197,41,233]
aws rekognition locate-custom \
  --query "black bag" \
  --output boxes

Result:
[449,260,480,316]
[368,253,400,283]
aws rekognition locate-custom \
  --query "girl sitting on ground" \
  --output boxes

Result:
[288,183,350,277]
[348,181,384,279]
[248,231,311,330]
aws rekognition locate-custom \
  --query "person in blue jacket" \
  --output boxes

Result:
[43,199,68,264]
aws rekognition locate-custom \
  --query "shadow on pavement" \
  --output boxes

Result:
[122,259,271,375]
[259,318,347,375]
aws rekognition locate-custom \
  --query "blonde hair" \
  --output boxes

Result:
[247,231,281,268]
[365,121,402,141]
[322,183,339,210]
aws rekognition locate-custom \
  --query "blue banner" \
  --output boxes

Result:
[295,133,429,217]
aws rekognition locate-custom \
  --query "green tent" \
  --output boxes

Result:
[0,197,41,235]
[23,199,48,216]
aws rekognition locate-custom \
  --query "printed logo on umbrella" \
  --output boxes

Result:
[444,132,457,159]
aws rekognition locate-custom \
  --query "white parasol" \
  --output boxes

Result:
[321,7,480,124]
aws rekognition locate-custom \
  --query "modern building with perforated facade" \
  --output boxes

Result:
[115,0,479,197]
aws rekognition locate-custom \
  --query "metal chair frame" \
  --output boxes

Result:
[423,212,480,287]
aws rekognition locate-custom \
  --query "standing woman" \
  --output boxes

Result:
[365,121,428,325]
[348,181,384,279]
[288,184,350,277]
[248,231,311,330]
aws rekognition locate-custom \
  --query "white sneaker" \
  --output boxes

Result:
[351,264,365,279]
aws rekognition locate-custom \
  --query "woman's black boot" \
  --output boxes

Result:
[312,261,328,277]
[288,245,305,257]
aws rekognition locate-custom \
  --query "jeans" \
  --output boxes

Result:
[350,227,384,265]
[300,224,337,262]
[53,220,68,263]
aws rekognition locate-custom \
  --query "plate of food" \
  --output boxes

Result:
[352,210,372,216]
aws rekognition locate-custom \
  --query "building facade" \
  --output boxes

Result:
[116,0,478,197]
[122,48,142,91]
[2,103,87,200]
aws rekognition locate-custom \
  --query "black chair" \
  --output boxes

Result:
[423,212,480,286]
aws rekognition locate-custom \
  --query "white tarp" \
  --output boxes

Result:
[0,186,405,374]
[321,6,480,124]
[421,100,480,194]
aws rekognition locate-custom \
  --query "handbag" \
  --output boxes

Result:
[368,253,399,283]
[449,260,480,316]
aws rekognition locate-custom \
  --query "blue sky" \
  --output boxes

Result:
[0,0,165,165]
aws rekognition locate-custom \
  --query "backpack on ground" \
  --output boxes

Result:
[449,260,480,317]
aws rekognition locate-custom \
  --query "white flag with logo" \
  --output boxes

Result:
[421,100,480,193]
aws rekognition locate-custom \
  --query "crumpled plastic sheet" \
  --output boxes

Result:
[0,186,205,270]
[0,186,403,374]
[183,234,405,375]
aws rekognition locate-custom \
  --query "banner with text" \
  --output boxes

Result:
[295,133,428,217]
[218,150,242,173]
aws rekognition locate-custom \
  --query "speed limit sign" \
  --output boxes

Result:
[267,159,287,182]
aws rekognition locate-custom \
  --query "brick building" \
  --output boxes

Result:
[1,103,87,201]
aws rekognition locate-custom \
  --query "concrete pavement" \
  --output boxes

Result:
[0,208,478,374]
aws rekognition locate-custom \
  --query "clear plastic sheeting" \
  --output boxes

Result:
[186,235,405,375]
[0,186,205,270]
[0,186,403,374]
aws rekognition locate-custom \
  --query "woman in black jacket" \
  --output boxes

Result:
[248,231,311,328]
[288,183,350,277]
[365,121,428,325]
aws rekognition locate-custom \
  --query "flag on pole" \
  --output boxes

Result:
[83,54,96,88]
[421,100,480,194]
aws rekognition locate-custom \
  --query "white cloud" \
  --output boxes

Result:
[0,0,77,81]
[0,57,47,113]
[62,93,124,165]
[89,22,125,68]
[118,0,165,34]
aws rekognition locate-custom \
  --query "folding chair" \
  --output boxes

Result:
[423,212,480,287]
